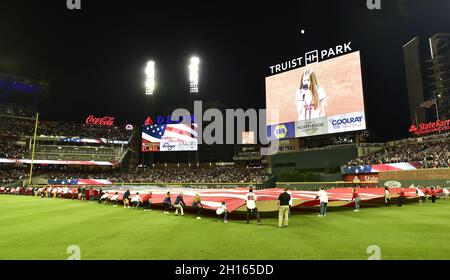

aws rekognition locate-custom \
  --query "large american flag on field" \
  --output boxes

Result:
[141,123,198,152]
[101,187,440,213]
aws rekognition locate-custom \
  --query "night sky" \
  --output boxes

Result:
[0,0,449,141]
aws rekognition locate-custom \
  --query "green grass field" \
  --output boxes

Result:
[1,195,449,260]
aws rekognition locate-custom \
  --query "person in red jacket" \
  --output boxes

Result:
[89,187,96,202]
[352,188,361,212]
[144,191,152,211]
[430,187,437,203]
[397,188,405,207]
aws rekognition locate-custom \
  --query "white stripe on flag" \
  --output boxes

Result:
[167,124,198,137]
[163,130,198,142]
[142,132,161,143]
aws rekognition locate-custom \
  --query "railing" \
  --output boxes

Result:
[0,179,24,188]
[276,181,379,191]
[114,182,264,189]
[0,114,35,121]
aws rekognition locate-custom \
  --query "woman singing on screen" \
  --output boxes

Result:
[295,69,327,121]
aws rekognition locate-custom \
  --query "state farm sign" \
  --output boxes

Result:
[85,115,115,126]
[409,119,450,135]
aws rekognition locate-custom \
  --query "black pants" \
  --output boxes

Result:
[144,200,152,210]
[193,204,202,216]
[431,196,436,203]
[246,208,261,223]
[219,212,228,221]
[163,202,170,211]
[398,197,404,207]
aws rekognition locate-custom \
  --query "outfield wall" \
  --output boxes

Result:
[270,144,358,177]
[378,168,450,188]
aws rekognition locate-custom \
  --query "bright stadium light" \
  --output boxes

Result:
[189,56,199,93]
[145,60,155,95]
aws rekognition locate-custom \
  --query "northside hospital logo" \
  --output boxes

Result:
[297,121,325,135]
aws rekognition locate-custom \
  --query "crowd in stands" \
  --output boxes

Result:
[36,122,132,141]
[0,168,27,184]
[422,142,450,168]
[0,142,27,159]
[0,118,132,140]
[0,103,35,118]
[113,167,269,184]
[0,117,36,137]
[347,140,449,168]
[0,103,132,140]
[14,166,269,184]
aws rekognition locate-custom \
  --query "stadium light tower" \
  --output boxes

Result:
[145,60,155,95]
[189,56,199,93]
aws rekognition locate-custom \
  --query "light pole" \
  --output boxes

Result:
[189,56,200,167]
[144,60,156,167]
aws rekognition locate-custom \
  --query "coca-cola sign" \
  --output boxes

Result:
[85,115,115,126]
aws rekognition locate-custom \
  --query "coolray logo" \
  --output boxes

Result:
[66,0,81,10]
[330,116,363,129]
[367,0,381,10]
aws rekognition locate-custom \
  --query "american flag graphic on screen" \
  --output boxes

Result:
[141,123,198,152]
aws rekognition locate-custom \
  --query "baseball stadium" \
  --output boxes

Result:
[0,1,449,261]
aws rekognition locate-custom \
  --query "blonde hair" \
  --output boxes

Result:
[300,70,320,110]
[194,194,201,203]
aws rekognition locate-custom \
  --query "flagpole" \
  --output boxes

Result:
[28,112,39,186]
[434,91,440,121]
[414,110,418,127]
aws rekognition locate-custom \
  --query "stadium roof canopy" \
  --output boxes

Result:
[0,72,50,106]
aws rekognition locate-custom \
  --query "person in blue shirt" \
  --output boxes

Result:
[163,192,171,214]
[123,189,131,208]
